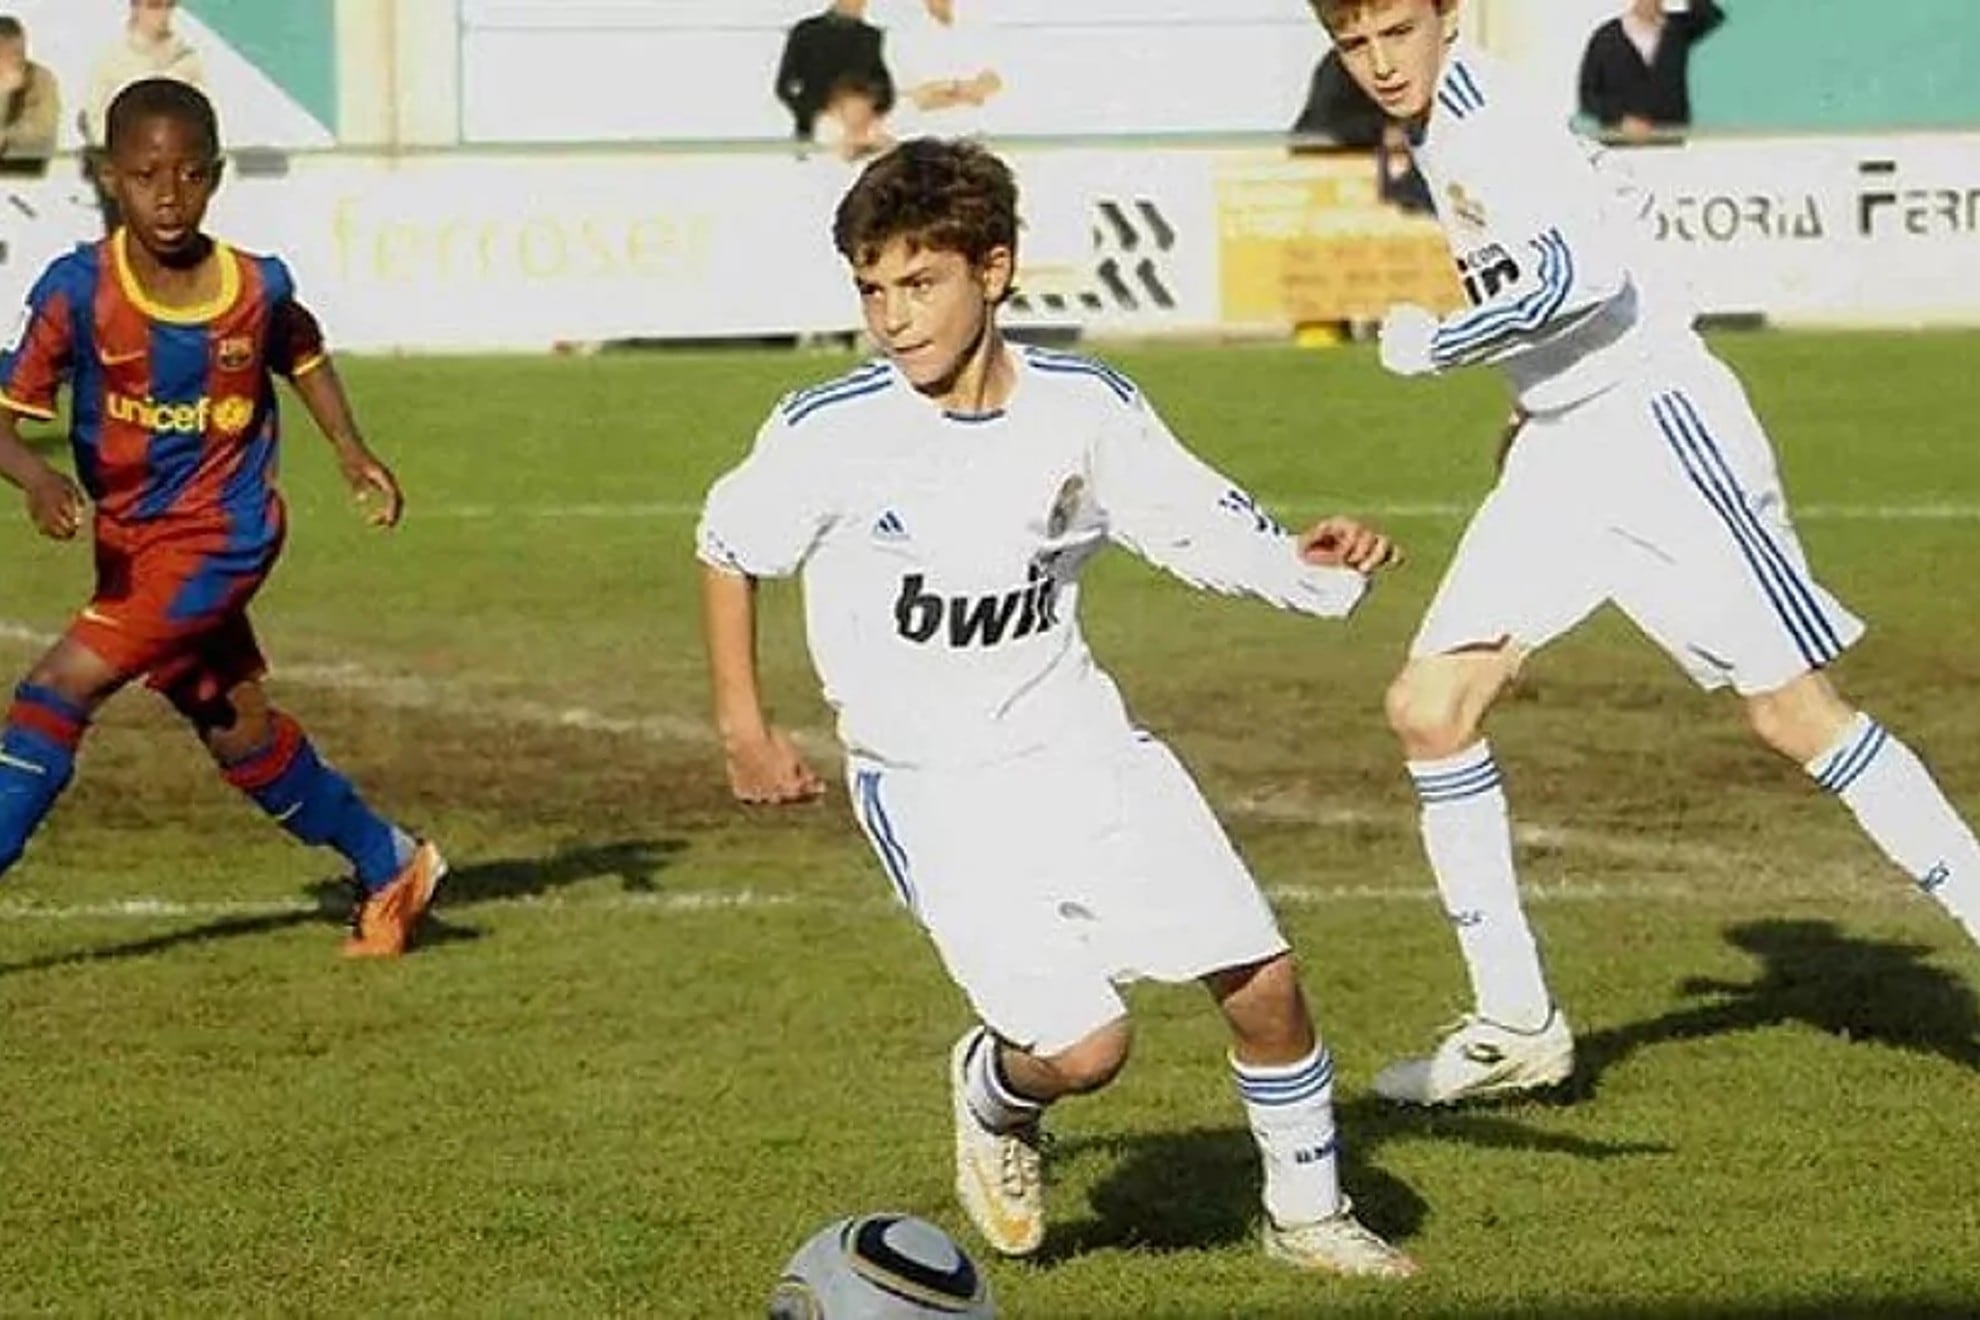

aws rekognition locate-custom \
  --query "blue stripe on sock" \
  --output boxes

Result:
[15,683,89,725]
[1411,753,1503,805]
[1235,1051,1336,1106]
[1818,721,1888,794]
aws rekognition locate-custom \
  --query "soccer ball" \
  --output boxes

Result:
[767,1213,996,1318]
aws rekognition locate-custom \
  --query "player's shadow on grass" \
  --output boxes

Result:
[0,837,685,974]
[1033,1101,1669,1266]
[320,837,686,949]
[1574,917,1980,1092]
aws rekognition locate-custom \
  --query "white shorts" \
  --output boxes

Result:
[846,731,1289,1057]
[1413,341,1864,695]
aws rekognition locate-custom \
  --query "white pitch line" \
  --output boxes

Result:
[408,500,1980,523]
[0,874,1933,924]
[0,618,724,749]
[0,621,1912,903]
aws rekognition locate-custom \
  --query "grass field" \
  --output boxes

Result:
[2,332,1979,1317]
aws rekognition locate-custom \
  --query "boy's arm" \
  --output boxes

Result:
[0,265,84,536]
[1383,112,1632,377]
[700,564,823,804]
[695,409,835,804]
[287,355,403,528]
[271,292,401,528]
[1095,398,1393,618]
[1382,216,1624,377]
[0,410,83,539]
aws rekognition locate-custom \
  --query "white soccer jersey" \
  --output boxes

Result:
[1409,41,1696,412]
[697,345,1367,770]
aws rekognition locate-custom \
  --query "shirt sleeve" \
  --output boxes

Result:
[1427,112,1630,372]
[269,297,328,380]
[696,407,838,580]
[1091,393,1367,619]
[0,264,76,419]
[1682,0,1726,40]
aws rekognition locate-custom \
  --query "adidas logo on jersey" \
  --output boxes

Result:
[894,565,1062,649]
[873,510,909,542]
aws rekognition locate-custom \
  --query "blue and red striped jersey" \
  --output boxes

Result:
[0,231,326,554]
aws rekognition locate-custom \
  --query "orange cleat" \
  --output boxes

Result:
[342,840,447,958]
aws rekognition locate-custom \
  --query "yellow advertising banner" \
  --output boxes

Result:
[1217,151,1465,325]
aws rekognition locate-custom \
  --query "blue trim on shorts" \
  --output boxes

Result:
[854,767,919,913]
[1650,390,1841,671]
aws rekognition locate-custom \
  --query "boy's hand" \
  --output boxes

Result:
[24,468,85,540]
[1378,304,1439,377]
[1299,516,1402,573]
[724,727,825,805]
[338,446,404,528]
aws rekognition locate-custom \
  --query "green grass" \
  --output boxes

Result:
[2,333,1979,1316]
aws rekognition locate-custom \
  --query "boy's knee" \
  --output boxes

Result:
[1387,651,1515,758]
[1043,1022,1132,1095]
[1386,670,1470,757]
[1744,674,1855,763]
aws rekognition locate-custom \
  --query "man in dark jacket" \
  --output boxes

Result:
[776,0,894,142]
[1578,0,1725,141]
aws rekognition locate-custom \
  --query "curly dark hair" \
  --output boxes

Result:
[832,137,1019,273]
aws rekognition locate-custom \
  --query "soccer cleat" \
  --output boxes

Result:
[1372,1009,1575,1106]
[342,840,446,959]
[1262,1203,1419,1278]
[949,1030,1046,1258]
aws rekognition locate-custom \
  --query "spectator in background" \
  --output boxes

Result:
[887,0,1001,140]
[1291,49,1430,216]
[0,16,59,168]
[776,0,893,144]
[82,0,205,231]
[1578,0,1725,142]
[815,72,894,163]
[1291,48,1384,149]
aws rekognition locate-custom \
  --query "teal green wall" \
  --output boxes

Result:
[186,0,338,132]
[1692,0,1980,130]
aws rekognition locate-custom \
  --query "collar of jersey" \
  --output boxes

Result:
[941,406,1006,424]
[112,228,242,325]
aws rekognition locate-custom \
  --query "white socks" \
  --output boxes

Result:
[962,1029,1045,1134]
[1806,713,1980,942]
[1408,742,1554,1030]
[1232,1046,1342,1226]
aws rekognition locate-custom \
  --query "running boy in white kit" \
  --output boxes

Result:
[1308,0,1980,1105]
[696,139,1415,1277]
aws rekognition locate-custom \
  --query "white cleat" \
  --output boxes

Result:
[1373,1009,1576,1106]
[1263,1203,1419,1278]
[949,1029,1046,1258]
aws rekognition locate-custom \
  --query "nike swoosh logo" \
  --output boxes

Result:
[79,606,120,628]
[97,347,146,367]
[0,751,47,776]
[273,802,305,823]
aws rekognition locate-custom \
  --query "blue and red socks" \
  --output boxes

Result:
[220,710,411,891]
[0,683,89,874]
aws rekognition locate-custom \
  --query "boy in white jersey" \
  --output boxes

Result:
[697,139,1415,1277]
[1310,0,1980,1105]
